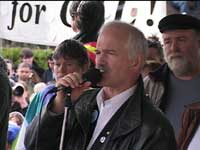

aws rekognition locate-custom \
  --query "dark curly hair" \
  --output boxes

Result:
[76,1,105,34]
[53,39,89,68]
[147,35,163,59]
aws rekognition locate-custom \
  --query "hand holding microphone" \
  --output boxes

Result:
[51,68,102,92]
[52,68,102,113]
[57,72,90,99]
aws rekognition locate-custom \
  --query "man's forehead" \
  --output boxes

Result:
[162,29,195,38]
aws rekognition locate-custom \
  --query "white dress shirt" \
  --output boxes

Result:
[188,124,200,150]
[87,85,136,150]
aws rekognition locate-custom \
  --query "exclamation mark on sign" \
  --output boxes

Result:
[147,1,156,26]
[115,1,125,20]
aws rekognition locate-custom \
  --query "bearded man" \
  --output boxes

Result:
[144,14,200,138]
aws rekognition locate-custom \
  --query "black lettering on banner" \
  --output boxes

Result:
[147,1,156,26]
[7,1,18,30]
[115,1,125,20]
[7,1,46,30]
[60,1,71,27]
[35,5,46,24]
[130,1,136,25]
[20,3,32,22]
[130,19,136,25]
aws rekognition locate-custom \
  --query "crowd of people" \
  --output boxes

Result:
[170,1,200,19]
[1,1,200,150]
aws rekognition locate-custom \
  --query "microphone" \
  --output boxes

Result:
[49,68,102,93]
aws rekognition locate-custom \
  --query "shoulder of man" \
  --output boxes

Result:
[80,88,100,100]
[74,88,100,106]
[138,98,177,148]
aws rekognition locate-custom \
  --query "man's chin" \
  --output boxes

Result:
[168,57,182,66]
[168,60,190,76]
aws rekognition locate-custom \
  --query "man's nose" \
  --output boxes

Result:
[170,40,179,52]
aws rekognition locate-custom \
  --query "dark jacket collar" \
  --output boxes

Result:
[75,76,145,139]
[74,88,101,135]
[111,76,144,139]
[72,31,98,44]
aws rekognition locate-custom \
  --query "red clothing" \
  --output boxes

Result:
[84,42,96,65]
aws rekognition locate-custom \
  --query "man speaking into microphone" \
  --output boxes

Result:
[25,21,177,150]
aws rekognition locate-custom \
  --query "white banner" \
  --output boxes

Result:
[0,1,166,46]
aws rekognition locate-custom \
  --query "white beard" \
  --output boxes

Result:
[166,55,194,77]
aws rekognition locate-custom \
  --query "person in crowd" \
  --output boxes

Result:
[42,53,55,84]
[29,82,47,103]
[144,14,200,138]
[0,58,16,86]
[69,1,105,68]
[146,35,164,64]
[0,55,12,150]
[142,60,162,78]
[142,36,164,78]
[20,48,44,81]
[5,59,17,83]
[0,57,16,84]
[11,81,30,116]
[69,1,80,33]
[16,62,32,83]
[6,111,24,150]
[15,39,90,150]
[24,21,177,150]
[16,62,34,95]
[170,1,200,19]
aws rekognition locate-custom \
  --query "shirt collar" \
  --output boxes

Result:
[96,85,137,111]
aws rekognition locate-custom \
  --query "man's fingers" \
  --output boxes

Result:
[62,73,82,88]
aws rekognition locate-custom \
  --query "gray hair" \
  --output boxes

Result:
[99,21,147,62]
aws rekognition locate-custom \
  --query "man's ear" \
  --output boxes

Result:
[129,54,144,70]
[129,59,137,68]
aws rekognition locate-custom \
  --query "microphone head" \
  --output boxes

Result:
[82,68,102,85]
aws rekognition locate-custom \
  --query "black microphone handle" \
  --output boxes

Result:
[49,85,72,93]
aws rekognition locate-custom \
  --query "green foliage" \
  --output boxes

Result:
[0,47,53,69]
[33,49,53,69]
[0,47,21,65]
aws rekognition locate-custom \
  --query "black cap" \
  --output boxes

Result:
[158,14,200,33]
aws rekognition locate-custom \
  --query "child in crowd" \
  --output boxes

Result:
[7,111,24,150]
